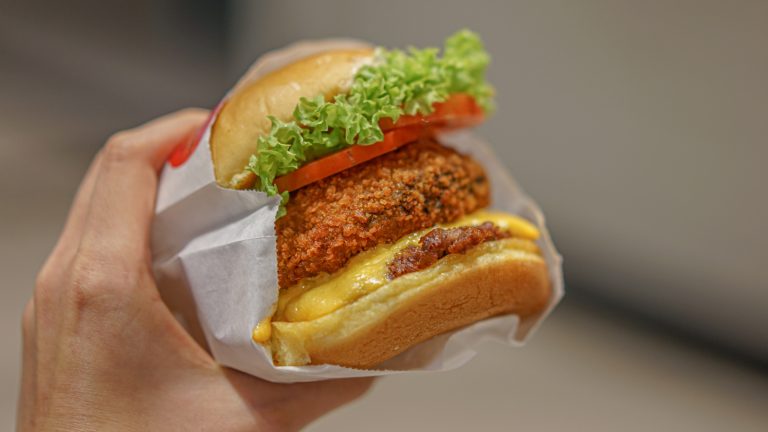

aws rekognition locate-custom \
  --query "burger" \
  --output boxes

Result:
[209,30,551,368]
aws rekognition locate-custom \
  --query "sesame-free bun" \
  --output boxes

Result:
[210,48,374,188]
[270,238,551,368]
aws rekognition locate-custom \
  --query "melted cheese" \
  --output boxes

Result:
[252,318,272,343]
[273,211,539,324]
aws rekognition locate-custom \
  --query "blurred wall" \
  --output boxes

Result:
[232,0,768,359]
[0,0,227,152]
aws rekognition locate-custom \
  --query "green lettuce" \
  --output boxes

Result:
[246,30,494,215]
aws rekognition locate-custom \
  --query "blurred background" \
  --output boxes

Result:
[1,0,766,430]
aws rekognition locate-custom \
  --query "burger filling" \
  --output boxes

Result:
[275,138,490,289]
[266,210,540,333]
[264,137,541,330]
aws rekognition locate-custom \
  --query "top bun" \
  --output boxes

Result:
[210,48,374,188]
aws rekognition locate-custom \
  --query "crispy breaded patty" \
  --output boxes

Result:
[275,138,490,288]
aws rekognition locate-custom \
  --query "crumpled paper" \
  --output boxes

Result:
[151,39,564,383]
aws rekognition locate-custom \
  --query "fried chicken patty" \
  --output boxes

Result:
[275,138,490,288]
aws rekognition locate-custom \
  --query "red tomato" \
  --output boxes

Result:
[274,94,483,192]
[274,127,425,192]
[379,93,484,131]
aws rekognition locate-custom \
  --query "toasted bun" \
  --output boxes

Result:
[210,48,374,188]
[270,238,550,368]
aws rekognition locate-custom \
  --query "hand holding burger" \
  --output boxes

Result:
[17,111,372,432]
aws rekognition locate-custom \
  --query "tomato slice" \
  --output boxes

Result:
[275,94,483,192]
[274,127,425,193]
[379,93,484,131]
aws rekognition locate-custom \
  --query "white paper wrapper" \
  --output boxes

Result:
[152,39,564,383]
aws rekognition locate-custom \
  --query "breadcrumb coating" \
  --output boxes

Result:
[275,138,490,288]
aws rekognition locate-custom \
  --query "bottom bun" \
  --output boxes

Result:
[270,238,551,368]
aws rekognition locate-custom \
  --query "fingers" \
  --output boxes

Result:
[31,109,207,342]
[17,301,38,431]
[78,109,208,266]
[19,109,211,430]
[40,150,104,275]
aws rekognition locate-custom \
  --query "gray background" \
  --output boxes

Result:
[1,0,766,430]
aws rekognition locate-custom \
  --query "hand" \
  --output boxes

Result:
[17,109,372,431]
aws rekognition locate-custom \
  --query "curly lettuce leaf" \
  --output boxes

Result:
[246,29,494,208]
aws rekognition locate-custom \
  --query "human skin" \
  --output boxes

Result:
[16,109,373,431]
